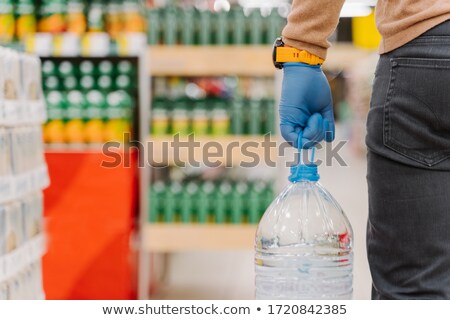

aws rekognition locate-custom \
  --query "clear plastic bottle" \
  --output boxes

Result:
[255,150,353,300]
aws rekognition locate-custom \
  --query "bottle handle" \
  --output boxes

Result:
[289,131,320,182]
[297,132,316,166]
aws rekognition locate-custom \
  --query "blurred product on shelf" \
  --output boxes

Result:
[38,0,66,33]
[149,179,274,225]
[42,58,136,145]
[66,0,87,35]
[15,0,37,41]
[0,0,15,44]
[0,193,45,299]
[151,97,275,136]
[147,3,285,46]
[150,76,275,136]
[0,45,49,300]
[0,0,146,45]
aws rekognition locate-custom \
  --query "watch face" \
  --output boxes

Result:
[273,37,284,69]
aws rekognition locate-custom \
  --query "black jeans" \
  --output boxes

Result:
[366,20,450,299]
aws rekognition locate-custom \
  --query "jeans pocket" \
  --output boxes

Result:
[384,58,450,166]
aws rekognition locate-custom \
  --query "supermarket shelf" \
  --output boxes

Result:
[324,44,375,70]
[148,45,375,76]
[148,135,279,167]
[148,45,274,76]
[143,223,257,252]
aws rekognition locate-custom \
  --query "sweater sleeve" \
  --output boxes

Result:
[282,0,345,60]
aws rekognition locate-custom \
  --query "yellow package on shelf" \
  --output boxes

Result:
[352,9,381,49]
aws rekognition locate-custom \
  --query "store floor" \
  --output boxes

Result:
[155,131,372,300]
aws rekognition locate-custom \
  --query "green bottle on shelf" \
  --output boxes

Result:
[163,182,182,223]
[231,7,245,45]
[249,99,262,135]
[230,182,248,224]
[211,99,230,136]
[197,182,215,224]
[181,7,195,45]
[147,8,160,45]
[151,98,169,136]
[263,182,274,210]
[149,181,166,223]
[191,103,209,135]
[180,181,198,223]
[163,6,177,45]
[198,9,211,45]
[249,9,263,45]
[171,99,190,135]
[264,98,275,135]
[266,9,284,45]
[231,97,244,135]
[248,182,261,224]
[215,10,228,45]
[216,181,232,224]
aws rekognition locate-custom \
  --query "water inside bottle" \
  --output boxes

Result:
[255,180,353,300]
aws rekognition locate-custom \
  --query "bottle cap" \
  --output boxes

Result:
[288,133,320,182]
[289,164,319,182]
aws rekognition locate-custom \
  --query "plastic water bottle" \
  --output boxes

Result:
[255,147,353,300]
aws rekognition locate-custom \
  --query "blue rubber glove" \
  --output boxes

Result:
[279,62,335,149]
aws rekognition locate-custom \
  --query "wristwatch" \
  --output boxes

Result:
[272,37,324,69]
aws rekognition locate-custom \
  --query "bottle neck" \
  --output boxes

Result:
[289,134,320,182]
[289,163,320,182]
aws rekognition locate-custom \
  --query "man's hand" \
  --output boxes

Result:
[279,62,335,148]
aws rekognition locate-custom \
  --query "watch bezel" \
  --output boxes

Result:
[273,37,284,69]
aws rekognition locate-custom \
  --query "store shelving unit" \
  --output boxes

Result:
[148,135,278,166]
[140,43,279,299]
[148,46,274,77]
[143,224,257,252]
[147,44,372,76]
[39,50,150,300]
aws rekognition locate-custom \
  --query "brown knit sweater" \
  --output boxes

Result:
[282,0,450,59]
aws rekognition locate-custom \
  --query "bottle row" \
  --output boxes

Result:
[151,98,275,136]
[44,90,133,144]
[42,59,136,79]
[147,5,285,46]
[153,76,275,101]
[0,0,146,43]
[0,47,46,126]
[149,180,274,225]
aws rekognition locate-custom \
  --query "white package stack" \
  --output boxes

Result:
[0,46,49,300]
